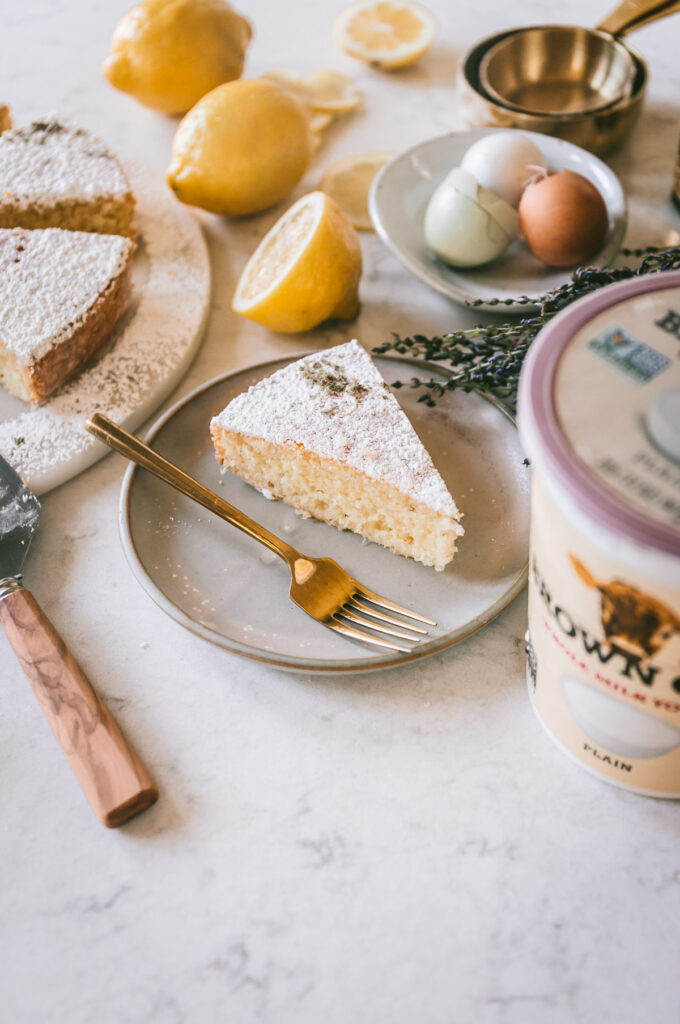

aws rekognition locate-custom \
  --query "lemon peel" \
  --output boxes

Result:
[309,113,333,154]
[309,111,334,134]
[259,69,362,154]
[260,69,362,113]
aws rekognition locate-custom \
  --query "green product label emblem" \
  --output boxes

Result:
[587,325,671,384]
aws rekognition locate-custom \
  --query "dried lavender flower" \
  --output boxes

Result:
[373,246,680,407]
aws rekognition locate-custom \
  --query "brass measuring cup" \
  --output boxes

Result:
[479,27,638,116]
[458,0,680,153]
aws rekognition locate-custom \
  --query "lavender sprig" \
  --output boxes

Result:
[373,246,680,407]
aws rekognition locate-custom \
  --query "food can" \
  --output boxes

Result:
[518,270,680,797]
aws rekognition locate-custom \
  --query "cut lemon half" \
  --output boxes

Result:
[260,69,362,112]
[233,191,362,333]
[320,151,394,230]
[333,0,438,68]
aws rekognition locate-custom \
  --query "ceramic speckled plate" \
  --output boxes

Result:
[369,129,627,313]
[120,354,530,674]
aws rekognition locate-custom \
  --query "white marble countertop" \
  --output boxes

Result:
[2,1,679,1021]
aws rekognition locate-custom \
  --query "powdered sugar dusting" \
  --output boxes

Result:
[0,118,129,206]
[212,340,461,520]
[0,163,210,493]
[0,228,132,363]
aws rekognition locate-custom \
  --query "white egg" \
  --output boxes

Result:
[460,132,545,207]
[424,167,519,268]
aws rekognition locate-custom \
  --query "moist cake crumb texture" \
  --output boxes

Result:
[212,340,460,519]
[211,340,463,569]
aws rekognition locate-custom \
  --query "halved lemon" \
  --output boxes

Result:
[320,151,394,230]
[232,191,362,333]
[333,0,438,69]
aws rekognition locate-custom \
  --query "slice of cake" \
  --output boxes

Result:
[0,118,135,238]
[0,227,134,404]
[210,340,463,570]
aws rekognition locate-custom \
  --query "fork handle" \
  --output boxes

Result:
[0,587,158,827]
[86,413,299,564]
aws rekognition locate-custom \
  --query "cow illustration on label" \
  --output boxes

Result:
[569,555,680,660]
[562,554,680,760]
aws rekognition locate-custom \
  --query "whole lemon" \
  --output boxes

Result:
[103,0,252,115]
[167,79,312,216]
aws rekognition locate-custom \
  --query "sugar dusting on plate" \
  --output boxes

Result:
[0,162,210,493]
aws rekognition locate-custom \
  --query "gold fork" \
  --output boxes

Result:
[86,414,436,653]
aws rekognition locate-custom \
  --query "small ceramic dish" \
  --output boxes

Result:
[120,353,530,674]
[368,128,627,313]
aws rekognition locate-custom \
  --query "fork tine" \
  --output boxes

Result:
[339,607,424,643]
[353,585,437,626]
[348,597,429,635]
[327,619,413,653]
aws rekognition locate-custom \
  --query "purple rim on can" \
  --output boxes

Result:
[518,269,680,557]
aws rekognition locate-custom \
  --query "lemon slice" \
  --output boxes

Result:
[302,70,363,112]
[333,0,438,68]
[233,191,362,333]
[320,151,394,230]
[309,112,333,154]
[259,69,315,110]
[261,69,361,112]
[259,70,361,156]
[309,111,334,133]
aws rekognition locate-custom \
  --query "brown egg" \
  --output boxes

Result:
[518,170,609,268]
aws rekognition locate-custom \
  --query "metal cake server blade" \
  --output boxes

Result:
[0,458,41,581]
[0,455,158,827]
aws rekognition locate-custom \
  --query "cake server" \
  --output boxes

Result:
[0,454,158,827]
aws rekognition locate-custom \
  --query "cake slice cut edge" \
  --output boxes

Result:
[0,227,135,404]
[210,340,464,571]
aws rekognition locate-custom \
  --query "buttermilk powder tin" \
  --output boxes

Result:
[518,271,680,797]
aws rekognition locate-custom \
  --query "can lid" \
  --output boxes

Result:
[518,269,680,556]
